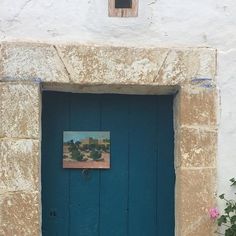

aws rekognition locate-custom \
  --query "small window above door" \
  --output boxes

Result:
[115,0,132,8]
[108,0,138,17]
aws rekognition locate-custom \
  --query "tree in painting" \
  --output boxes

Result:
[68,140,84,161]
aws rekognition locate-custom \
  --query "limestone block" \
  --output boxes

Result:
[156,50,188,85]
[0,42,69,83]
[0,139,39,194]
[183,48,216,82]
[176,168,216,236]
[183,225,216,236]
[0,192,40,236]
[177,86,218,127]
[176,127,217,168]
[57,44,216,86]
[57,44,170,85]
[0,82,40,139]
[156,48,216,86]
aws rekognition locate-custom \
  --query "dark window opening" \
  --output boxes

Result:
[115,0,132,8]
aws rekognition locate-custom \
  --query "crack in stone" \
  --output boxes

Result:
[53,45,72,83]
[153,49,170,82]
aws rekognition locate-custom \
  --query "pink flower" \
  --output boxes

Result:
[209,208,220,219]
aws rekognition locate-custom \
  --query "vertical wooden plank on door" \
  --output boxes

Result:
[99,94,129,236]
[128,95,158,236]
[69,93,101,236]
[42,92,70,236]
[157,96,175,235]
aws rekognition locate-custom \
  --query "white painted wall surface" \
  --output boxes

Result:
[0,0,236,206]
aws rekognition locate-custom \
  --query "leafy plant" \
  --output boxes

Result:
[71,149,84,161]
[68,140,84,161]
[210,178,236,236]
[90,150,101,161]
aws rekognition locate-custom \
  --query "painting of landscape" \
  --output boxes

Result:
[63,131,110,169]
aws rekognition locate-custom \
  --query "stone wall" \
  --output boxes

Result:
[0,82,40,235]
[0,42,218,235]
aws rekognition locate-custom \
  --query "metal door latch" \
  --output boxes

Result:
[82,169,91,180]
[49,210,56,217]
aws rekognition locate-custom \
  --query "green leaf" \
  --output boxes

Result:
[217,215,227,226]
[226,226,236,236]
[230,215,236,224]
[219,194,225,199]
[231,224,236,231]
[225,228,233,236]
[230,178,236,186]
[225,204,235,214]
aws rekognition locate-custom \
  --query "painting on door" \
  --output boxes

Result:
[63,131,110,169]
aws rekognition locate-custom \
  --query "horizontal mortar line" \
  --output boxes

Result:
[0,190,40,195]
[177,124,218,132]
[176,166,216,170]
[0,137,40,141]
[0,79,42,84]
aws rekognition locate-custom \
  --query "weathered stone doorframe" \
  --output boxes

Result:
[0,42,218,235]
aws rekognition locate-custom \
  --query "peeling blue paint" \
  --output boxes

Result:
[201,83,213,88]
[191,77,212,83]
[33,77,42,83]
[191,77,214,89]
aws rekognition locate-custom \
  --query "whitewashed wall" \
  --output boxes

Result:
[1,0,236,206]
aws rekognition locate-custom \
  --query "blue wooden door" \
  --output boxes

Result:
[42,92,175,236]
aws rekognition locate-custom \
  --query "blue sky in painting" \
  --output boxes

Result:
[63,131,110,143]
